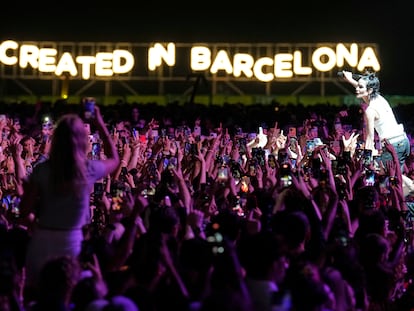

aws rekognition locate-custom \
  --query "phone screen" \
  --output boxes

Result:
[168,157,177,170]
[363,149,372,167]
[184,142,191,156]
[365,170,375,186]
[241,175,250,193]
[306,140,315,155]
[92,143,101,160]
[280,163,292,187]
[111,189,124,211]
[268,154,276,169]
[379,176,390,194]
[217,166,229,183]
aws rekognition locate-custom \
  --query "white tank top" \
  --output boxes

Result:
[371,95,404,140]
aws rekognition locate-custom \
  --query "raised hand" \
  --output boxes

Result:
[342,132,360,155]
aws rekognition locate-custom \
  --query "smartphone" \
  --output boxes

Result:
[184,142,191,156]
[241,175,250,193]
[230,160,242,179]
[162,157,170,170]
[121,166,128,176]
[42,115,53,130]
[290,158,297,170]
[306,140,315,155]
[249,159,257,177]
[363,149,372,167]
[277,149,288,165]
[91,143,101,160]
[93,182,104,201]
[343,151,351,163]
[365,170,375,186]
[280,163,292,188]
[252,148,265,167]
[373,155,381,172]
[168,157,177,170]
[111,188,125,211]
[217,166,229,183]
[379,176,390,194]
[190,143,198,156]
[83,97,96,119]
[268,154,276,169]
[355,148,364,160]
[238,138,247,155]
[311,158,321,180]
[289,136,298,149]
[132,128,138,139]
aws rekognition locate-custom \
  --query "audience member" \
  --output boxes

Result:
[0,98,413,311]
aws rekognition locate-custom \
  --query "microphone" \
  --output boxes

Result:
[337,71,362,80]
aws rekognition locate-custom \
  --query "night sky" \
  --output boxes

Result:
[1,1,413,95]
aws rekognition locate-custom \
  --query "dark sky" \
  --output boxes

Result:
[1,1,413,95]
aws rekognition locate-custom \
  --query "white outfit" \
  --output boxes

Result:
[25,160,107,287]
[368,95,405,141]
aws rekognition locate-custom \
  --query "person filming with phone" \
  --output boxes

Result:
[18,99,120,293]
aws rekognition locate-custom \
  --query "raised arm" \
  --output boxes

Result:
[92,105,120,176]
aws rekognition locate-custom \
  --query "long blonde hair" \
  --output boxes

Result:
[49,114,88,195]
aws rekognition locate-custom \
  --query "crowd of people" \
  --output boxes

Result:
[1,72,414,311]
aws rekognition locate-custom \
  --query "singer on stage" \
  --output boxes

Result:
[341,71,410,170]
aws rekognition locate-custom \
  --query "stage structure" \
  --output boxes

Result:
[0,40,380,98]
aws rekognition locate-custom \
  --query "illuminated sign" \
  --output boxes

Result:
[0,40,380,82]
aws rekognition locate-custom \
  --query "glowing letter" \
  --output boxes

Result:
[233,53,254,78]
[148,42,175,70]
[0,40,18,65]
[210,50,233,74]
[191,46,211,71]
[293,51,312,75]
[76,56,96,79]
[254,57,274,82]
[55,52,78,76]
[19,44,40,69]
[312,47,336,72]
[336,43,358,67]
[357,47,380,71]
[95,52,113,76]
[274,53,293,78]
[38,48,57,72]
[112,50,134,74]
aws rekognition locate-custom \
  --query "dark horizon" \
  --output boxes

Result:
[1,1,413,95]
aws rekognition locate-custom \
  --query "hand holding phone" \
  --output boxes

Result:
[91,143,101,160]
[82,97,96,119]
[217,166,229,183]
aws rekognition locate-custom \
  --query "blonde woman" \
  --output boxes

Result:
[19,104,119,291]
